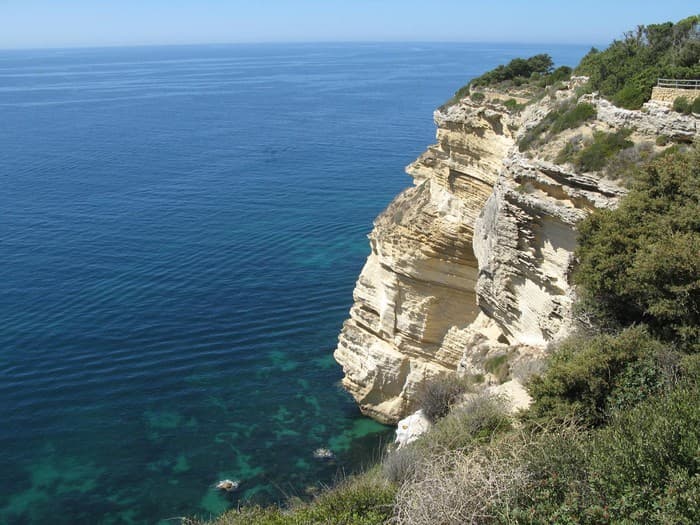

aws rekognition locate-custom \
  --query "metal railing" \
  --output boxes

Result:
[657,78,700,90]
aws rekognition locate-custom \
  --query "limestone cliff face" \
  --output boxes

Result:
[334,83,696,424]
[473,155,624,347]
[334,100,516,423]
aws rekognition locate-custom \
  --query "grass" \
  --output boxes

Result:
[414,394,512,454]
[194,471,396,525]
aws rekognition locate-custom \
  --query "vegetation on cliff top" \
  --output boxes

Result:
[449,14,699,111]
[575,14,700,109]
[447,53,573,107]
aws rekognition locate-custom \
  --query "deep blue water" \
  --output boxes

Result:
[0,42,588,524]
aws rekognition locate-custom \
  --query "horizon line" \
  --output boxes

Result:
[0,39,602,54]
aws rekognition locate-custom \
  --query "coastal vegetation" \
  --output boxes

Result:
[447,53,574,107]
[518,101,597,151]
[555,128,634,171]
[193,15,700,525]
[575,15,700,109]
[673,95,700,114]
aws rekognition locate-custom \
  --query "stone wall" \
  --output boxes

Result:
[651,86,699,104]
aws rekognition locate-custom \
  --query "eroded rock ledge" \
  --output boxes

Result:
[334,85,696,424]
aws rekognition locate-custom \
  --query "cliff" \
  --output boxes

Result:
[334,80,698,424]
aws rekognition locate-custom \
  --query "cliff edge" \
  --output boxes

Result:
[334,78,698,424]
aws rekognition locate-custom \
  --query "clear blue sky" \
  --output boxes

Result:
[0,1,695,49]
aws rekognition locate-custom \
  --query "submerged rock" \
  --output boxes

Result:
[312,448,335,460]
[215,479,240,492]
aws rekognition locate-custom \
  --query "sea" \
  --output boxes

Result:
[0,42,589,524]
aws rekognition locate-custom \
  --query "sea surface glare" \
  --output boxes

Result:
[0,43,588,524]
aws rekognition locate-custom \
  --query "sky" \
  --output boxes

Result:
[0,1,696,50]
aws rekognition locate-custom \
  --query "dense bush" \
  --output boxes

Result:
[576,129,634,171]
[470,53,554,87]
[586,383,700,523]
[557,128,634,171]
[506,382,700,524]
[575,145,700,347]
[550,102,597,134]
[673,96,693,114]
[483,353,512,383]
[527,326,672,426]
[602,140,654,179]
[469,91,485,103]
[547,65,573,85]
[673,95,700,115]
[575,16,700,109]
[503,98,526,112]
[414,374,471,422]
[446,53,571,106]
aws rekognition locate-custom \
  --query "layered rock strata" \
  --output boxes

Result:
[334,100,516,423]
[334,85,696,424]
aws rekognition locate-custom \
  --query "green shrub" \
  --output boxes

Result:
[506,382,700,523]
[575,145,700,347]
[555,136,582,165]
[505,424,594,523]
[675,96,700,115]
[551,103,596,134]
[415,374,471,422]
[612,81,650,110]
[557,129,634,171]
[470,91,485,103]
[603,141,655,181]
[503,98,525,111]
[527,326,671,426]
[692,96,700,114]
[471,54,554,88]
[587,383,700,523]
[547,65,573,85]
[484,353,512,383]
[673,96,692,114]
[656,134,670,146]
[575,16,700,109]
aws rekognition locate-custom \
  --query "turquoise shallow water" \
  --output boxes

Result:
[0,42,589,524]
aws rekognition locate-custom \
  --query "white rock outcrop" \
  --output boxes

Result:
[584,95,698,141]
[395,410,432,448]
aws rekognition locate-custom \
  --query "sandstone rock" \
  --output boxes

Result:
[486,379,532,414]
[334,99,517,424]
[474,153,623,346]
